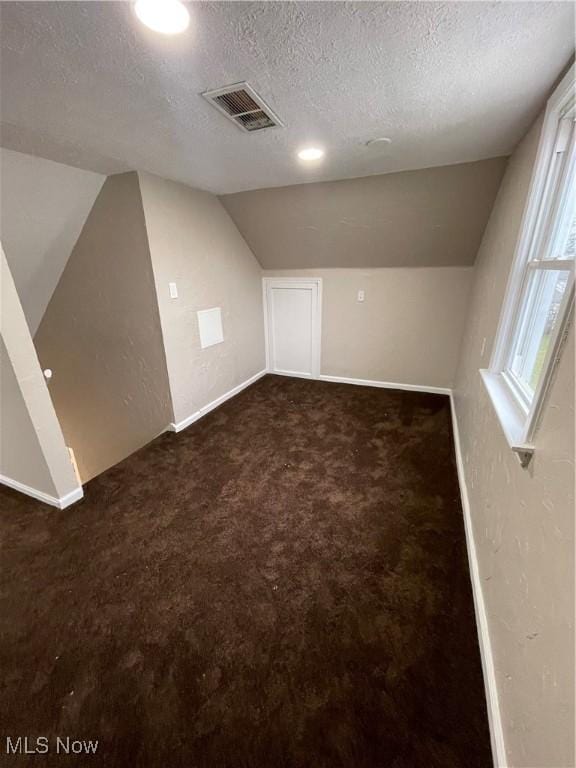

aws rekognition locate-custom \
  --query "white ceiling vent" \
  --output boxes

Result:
[202,82,284,133]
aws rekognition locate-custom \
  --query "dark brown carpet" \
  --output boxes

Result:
[0,375,491,768]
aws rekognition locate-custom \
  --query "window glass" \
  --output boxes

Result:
[509,269,571,399]
[557,214,576,260]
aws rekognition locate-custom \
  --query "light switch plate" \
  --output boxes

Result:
[197,307,224,349]
[169,282,178,299]
[357,289,365,302]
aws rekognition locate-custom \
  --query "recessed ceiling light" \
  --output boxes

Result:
[365,137,392,147]
[298,147,325,161]
[134,0,190,35]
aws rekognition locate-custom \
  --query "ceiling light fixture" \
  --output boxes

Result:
[298,147,325,162]
[134,0,190,35]
[365,137,392,147]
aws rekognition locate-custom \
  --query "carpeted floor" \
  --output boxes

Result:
[0,375,491,768]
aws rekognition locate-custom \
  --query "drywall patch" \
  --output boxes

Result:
[198,307,224,349]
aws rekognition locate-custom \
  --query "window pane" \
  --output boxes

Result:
[541,160,575,261]
[542,210,576,261]
[560,214,576,260]
[509,269,571,399]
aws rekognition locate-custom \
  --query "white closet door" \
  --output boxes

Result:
[264,279,322,378]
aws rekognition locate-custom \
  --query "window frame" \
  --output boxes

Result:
[482,63,575,467]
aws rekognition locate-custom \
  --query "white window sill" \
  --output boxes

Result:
[479,369,535,467]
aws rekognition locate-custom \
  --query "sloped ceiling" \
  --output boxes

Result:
[220,157,508,268]
[0,1,573,194]
[0,148,104,333]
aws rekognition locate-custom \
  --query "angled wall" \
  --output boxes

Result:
[34,172,172,483]
[138,172,265,426]
[0,148,104,333]
[220,158,507,269]
[0,245,80,505]
[453,114,574,766]
[1,337,55,497]
[223,158,505,390]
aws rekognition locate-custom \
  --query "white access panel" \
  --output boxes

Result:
[197,307,224,349]
[264,279,322,378]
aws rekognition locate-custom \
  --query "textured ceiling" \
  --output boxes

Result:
[0,1,573,194]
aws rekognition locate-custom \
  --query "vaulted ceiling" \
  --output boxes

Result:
[1,1,573,194]
[221,156,507,269]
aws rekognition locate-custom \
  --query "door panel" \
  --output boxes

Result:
[264,279,321,379]
[271,287,313,375]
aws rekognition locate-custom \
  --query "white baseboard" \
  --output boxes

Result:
[0,474,84,509]
[319,373,452,396]
[58,486,85,509]
[270,370,316,381]
[449,395,507,768]
[169,369,267,433]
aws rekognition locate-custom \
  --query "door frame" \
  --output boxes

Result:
[262,277,323,379]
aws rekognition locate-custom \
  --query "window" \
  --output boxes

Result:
[482,64,575,467]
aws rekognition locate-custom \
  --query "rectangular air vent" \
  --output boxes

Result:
[202,82,284,133]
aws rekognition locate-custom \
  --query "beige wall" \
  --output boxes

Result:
[264,267,473,389]
[1,245,79,500]
[138,172,266,425]
[34,173,172,483]
[454,114,574,767]
[0,338,55,495]
[221,158,507,270]
[0,148,104,334]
